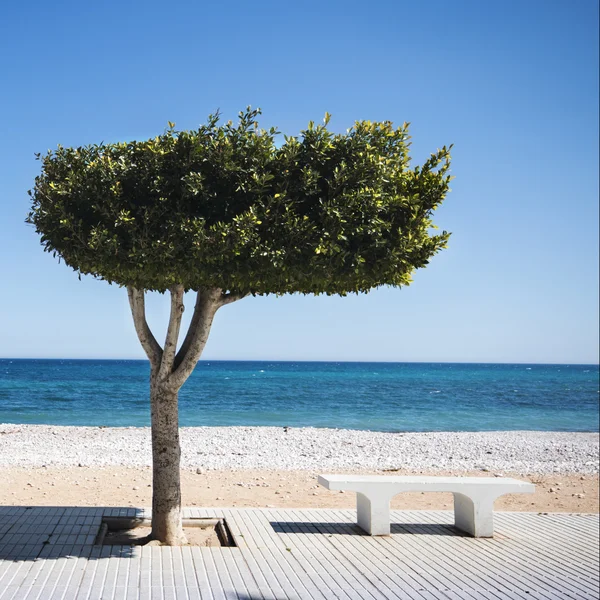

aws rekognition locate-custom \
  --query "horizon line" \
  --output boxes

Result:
[1,357,598,366]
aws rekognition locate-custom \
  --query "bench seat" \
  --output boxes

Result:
[318,475,535,537]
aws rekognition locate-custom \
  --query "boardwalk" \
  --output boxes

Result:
[0,506,597,599]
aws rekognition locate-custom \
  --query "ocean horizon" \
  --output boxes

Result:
[0,359,598,432]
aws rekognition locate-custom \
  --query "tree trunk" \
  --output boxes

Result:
[127,285,248,545]
[149,377,186,545]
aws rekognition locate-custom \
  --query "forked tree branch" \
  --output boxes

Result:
[157,284,185,381]
[173,291,207,372]
[127,286,163,367]
[169,288,222,390]
[172,288,248,373]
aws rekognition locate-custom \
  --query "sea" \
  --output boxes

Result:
[0,360,598,432]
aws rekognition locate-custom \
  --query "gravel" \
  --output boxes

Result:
[0,424,598,474]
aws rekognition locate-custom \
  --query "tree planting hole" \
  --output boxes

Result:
[95,517,236,547]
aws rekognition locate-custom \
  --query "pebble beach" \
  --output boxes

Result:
[1,424,598,474]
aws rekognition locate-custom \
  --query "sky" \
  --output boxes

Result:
[0,0,598,364]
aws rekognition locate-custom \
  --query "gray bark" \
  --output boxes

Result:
[158,285,185,382]
[127,287,162,365]
[126,285,247,545]
[170,289,222,390]
[149,380,186,545]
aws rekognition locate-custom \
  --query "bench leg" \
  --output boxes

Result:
[356,492,391,535]
[453,493,495,537]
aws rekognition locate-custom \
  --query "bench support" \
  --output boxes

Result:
[355,490,502,537]
[453,493,495,537]
[356,493,392,536]
[355,492,496,537]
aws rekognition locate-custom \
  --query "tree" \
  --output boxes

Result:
[27,108,452,545]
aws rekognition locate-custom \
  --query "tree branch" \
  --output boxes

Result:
[157,284,185,381]
[168,288,249,390]
[127,286,163,367]
[173,291,206,372]
[169,288,222,390]
[219,290,250,306]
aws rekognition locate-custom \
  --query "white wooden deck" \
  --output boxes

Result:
[0,506,597,599]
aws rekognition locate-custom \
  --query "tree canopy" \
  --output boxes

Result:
[27,108,452,294]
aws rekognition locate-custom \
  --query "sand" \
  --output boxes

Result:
[2,466,597,513]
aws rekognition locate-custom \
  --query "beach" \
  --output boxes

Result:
[1,424,597,513]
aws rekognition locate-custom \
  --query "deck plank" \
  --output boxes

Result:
[428,510,599,597]
[392,510,553,600]
[405,509,590,599]
[242,509,323,599]
[272,508,368,600]
[302,508,457,600]
[0,507,597,599]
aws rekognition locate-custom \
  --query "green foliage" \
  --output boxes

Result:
[27,108,452,294]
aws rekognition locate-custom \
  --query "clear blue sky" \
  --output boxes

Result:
[0,0,598,364]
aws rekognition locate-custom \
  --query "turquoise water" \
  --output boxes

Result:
[0,360,598,432]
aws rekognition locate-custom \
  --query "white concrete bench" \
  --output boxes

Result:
[318,475,535,537]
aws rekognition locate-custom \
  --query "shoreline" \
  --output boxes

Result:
[2,422,598,435]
